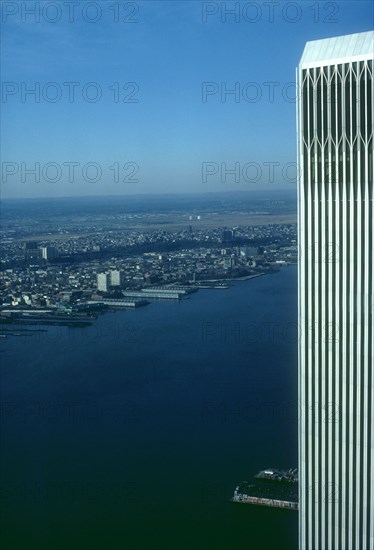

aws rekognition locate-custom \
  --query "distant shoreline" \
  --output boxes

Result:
[0,266,297,332]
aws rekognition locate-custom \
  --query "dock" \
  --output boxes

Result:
[90,298,149,308]
[232,495,298,510]
[232,468,298,511]
[122,286,198,300]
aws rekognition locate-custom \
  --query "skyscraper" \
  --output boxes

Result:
[110,269,124,287]
[97,272,110,292]
[297,32,373,549]
[40,246,59,261]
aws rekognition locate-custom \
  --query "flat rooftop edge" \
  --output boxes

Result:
[299,30,374,68]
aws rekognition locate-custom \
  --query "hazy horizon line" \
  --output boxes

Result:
[0,188,297,202]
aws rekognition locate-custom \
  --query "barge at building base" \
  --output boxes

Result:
[232,468,298,511]
[232,495,298,510]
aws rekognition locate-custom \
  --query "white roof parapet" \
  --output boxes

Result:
[299,30,374,68]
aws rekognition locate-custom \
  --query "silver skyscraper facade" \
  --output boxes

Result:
[297,32,374,549]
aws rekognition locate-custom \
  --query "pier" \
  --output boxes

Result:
[232,468,298,511]
[232,495,298,510]
[91,298,149,308]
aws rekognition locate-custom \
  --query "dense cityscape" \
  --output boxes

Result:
[0,194,297,322]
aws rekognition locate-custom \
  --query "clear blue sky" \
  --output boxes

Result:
[1,0,372,198]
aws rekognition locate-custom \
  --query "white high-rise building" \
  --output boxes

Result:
[297,31,373,549]
[97,272,110,292]
[40,246,58,261]
[110,269,124,287]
